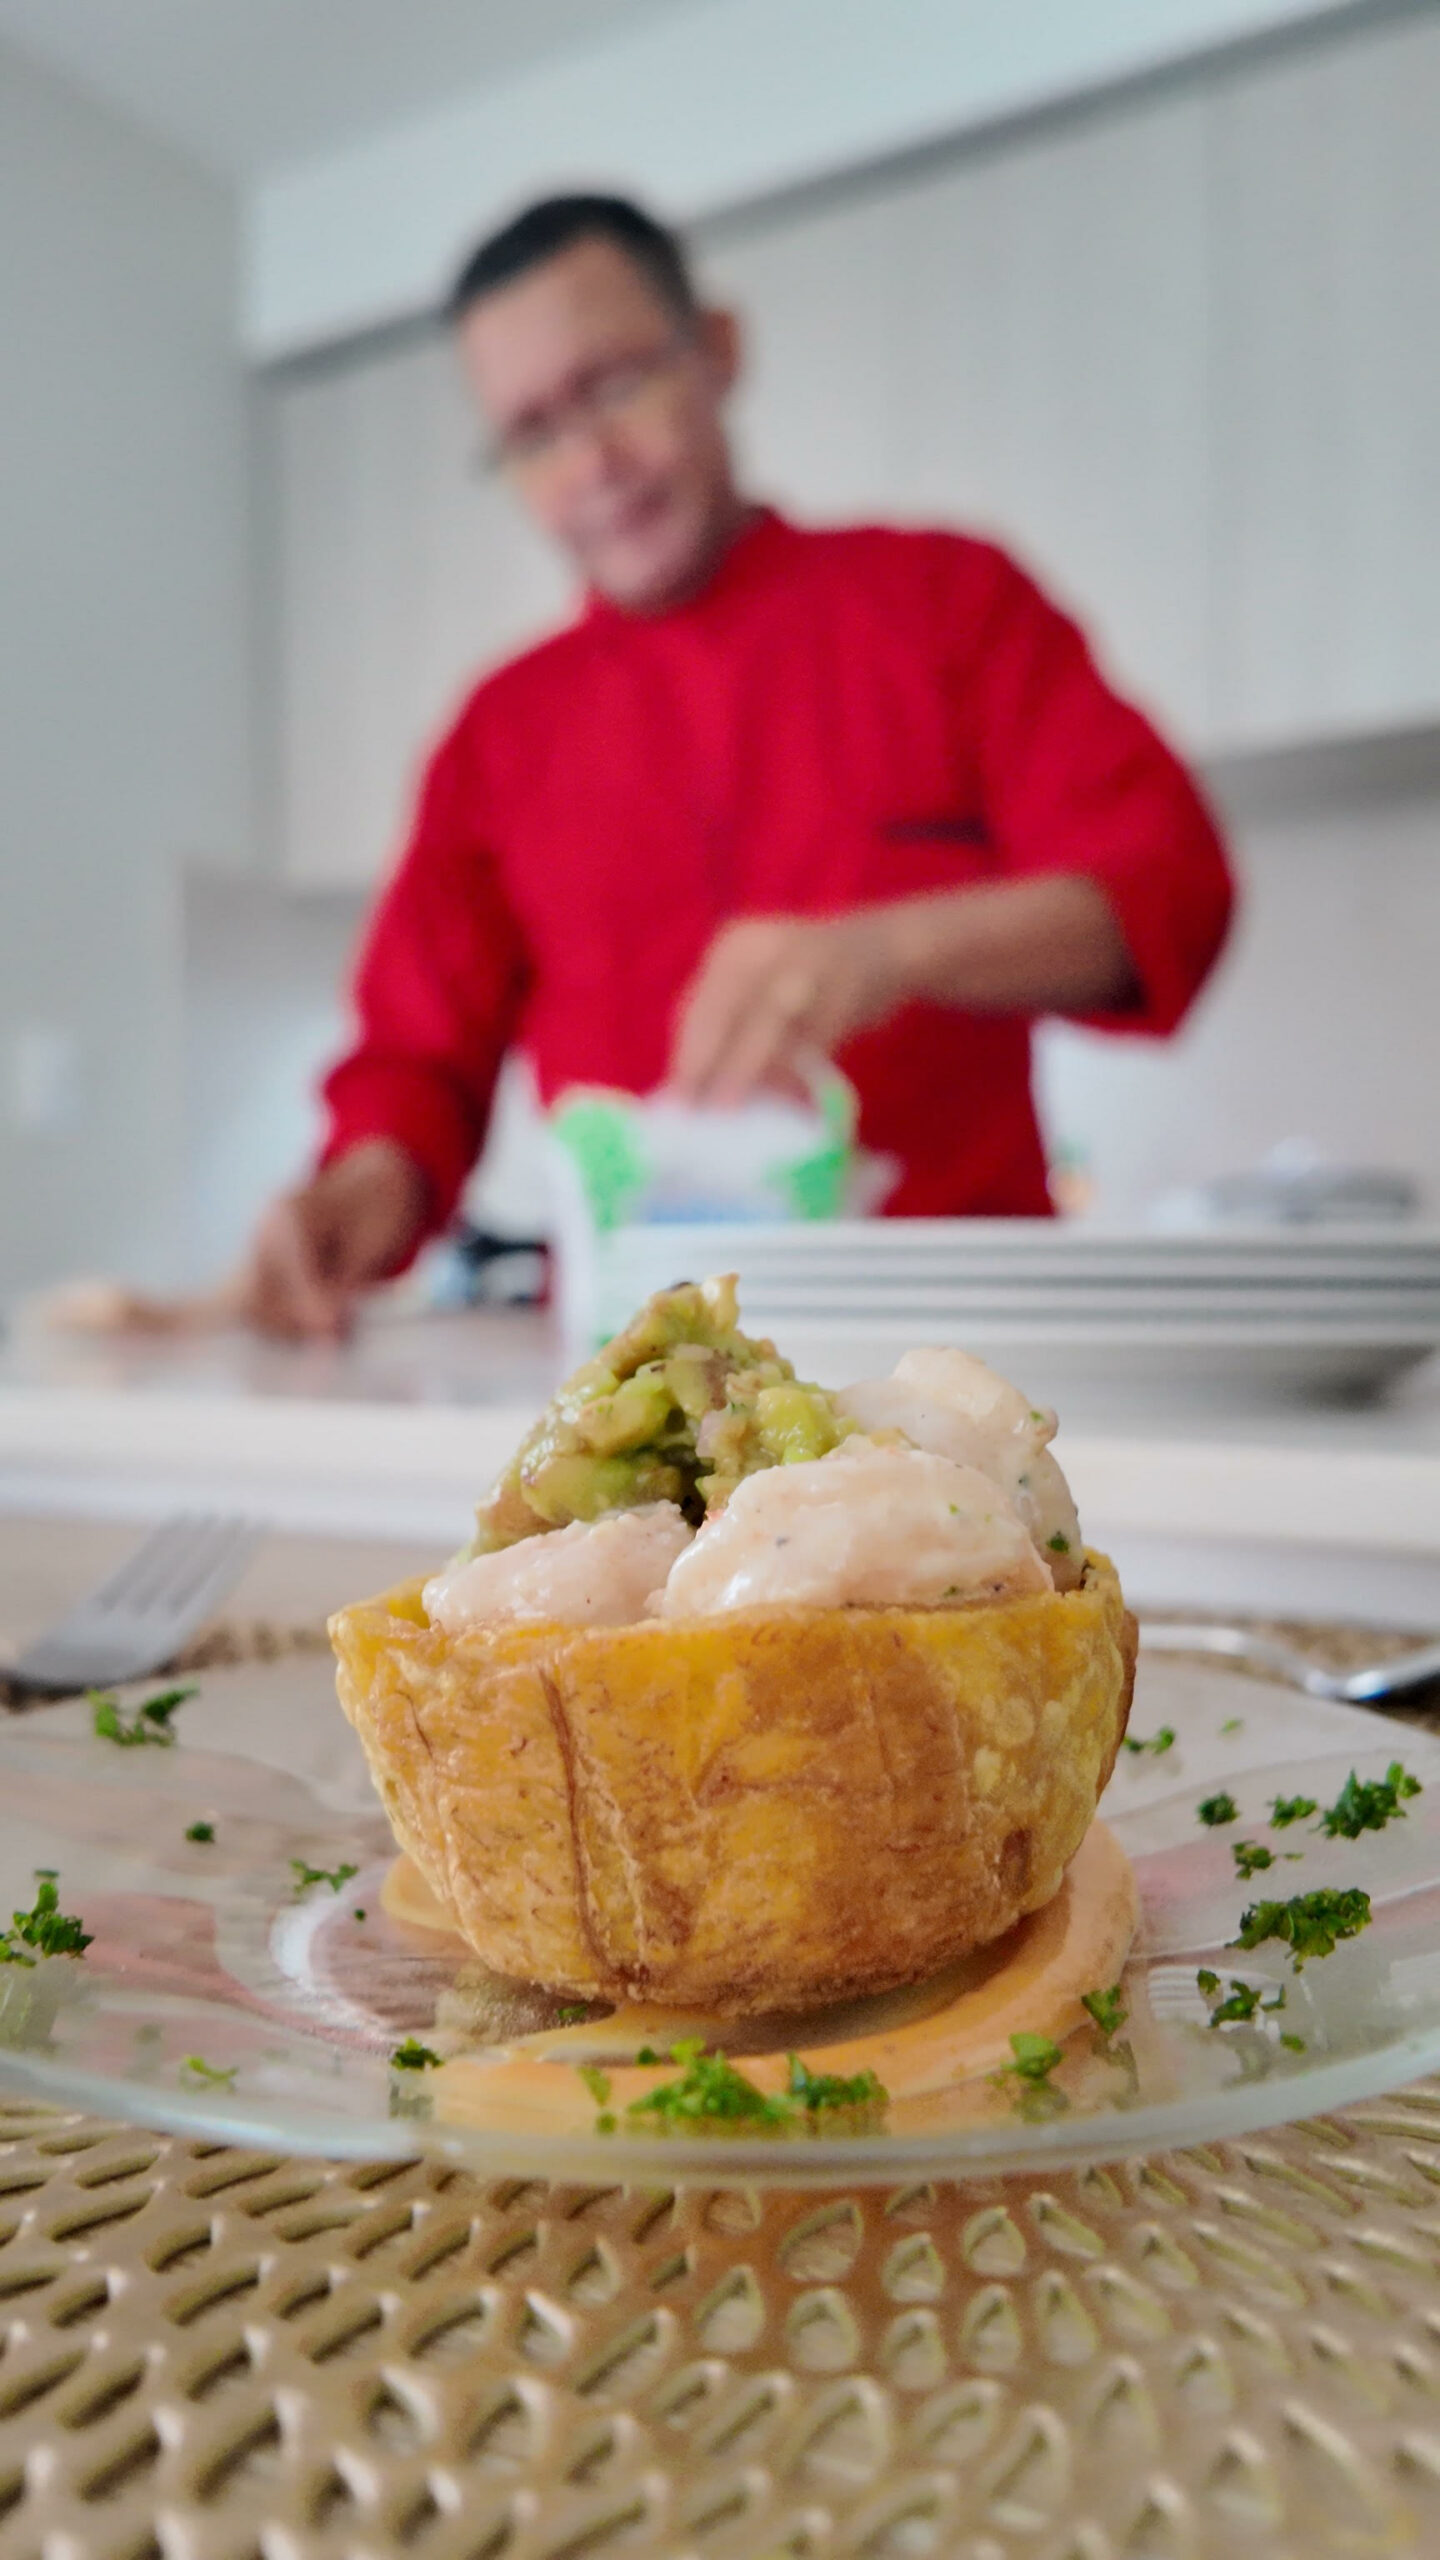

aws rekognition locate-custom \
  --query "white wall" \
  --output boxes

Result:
[180,879,554,1282]
[0,41,250,1293]
[1036,746,1440,1219]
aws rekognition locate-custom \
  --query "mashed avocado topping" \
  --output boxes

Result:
[472,1275,848,1553]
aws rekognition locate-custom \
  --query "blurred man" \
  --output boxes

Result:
[245,194,1233,1337]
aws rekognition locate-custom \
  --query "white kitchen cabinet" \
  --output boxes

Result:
[1208,11,1440,749]
[272,329,567,887]
[882,94,1214,745]
[713,92,1214,745]
[710,190,905,520]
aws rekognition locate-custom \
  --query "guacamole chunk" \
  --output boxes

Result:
[472,1275,848,1552]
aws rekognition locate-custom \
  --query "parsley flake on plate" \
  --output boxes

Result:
[1197,1791,1239,1828]
[1318,1762,1421,1840]
[0,1871,91,1967]
[89,1684,196,1748]
[290,1859,359,1898]
[1123,1726,1176,1758]
[581,2040,890,2135]
[185,1820,215,1845]
[995,2031,1064,2086]
[390,2039,442,2072]
[784,2054,887,2116]
[1269,1793,1318,1830]
[627,2040,791,2127]
[181,2055,237,2089]
[1081,1984,1128,2040]
[1233,1886,1372,1968]
[990,2031,1069,2118]
[1196,1970,1286,2027]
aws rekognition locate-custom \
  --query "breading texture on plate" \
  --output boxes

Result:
[330,1553,1135,2014]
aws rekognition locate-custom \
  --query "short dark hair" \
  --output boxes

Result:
[447,193,699,327]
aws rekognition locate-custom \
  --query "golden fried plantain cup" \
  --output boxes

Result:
[330,1554,1135,2016]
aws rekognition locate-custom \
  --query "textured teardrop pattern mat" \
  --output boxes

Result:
[6,2088,1440,2558]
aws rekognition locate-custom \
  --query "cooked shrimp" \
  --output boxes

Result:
[837,1347,1084,1589]
[424,1503,692,1633]
[659,1439,1051,1617]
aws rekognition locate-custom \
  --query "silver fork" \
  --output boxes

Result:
[7,1514,264,1694]
[1139,1620,1440,1705]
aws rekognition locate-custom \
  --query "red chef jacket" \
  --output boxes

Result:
[321,508,1233,1229]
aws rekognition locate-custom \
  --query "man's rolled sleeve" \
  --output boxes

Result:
[960,546,1235,1035]
[318,717,527,1245]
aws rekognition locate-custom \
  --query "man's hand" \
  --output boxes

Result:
[669,878,1138,1105]
[670,912,909,1105]
[240,1140,431,1341]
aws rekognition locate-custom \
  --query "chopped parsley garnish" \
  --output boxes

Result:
[785,2053,887,2115]
[1317,1762,1421,1840]
[89,1684,196,1748]
[1081,1984,1128,2039]
[1233,1839,1276,1879]
[1221,1717,1244,1734]
[996,2031,1064,2085]
[390,2039,442,2071]
[1047,1532,1071,1555]
[290,1859,359,1897]
[1233,1886,1372,1968]
[1197,1791,1239,1827]
[352,1908,366,1922]
[990,2031,1068,2117]
[1197,1969,1286,2026]
[0,1870,91,1966]
[627,2040,791,2126]
[582,2039,890,2133]
[1280,2033,1306,2052]
[556,2004,590,2026]
[185,1820,215,1844]
[1123,1726,1176,1758]
[181,2054,237,2088]
[1269,1793,1318,1830]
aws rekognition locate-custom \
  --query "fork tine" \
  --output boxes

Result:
[83,1517,208,1617]
[8,1512,266,1693]
[144,1516,244,1614]
[164,1520,264,1622]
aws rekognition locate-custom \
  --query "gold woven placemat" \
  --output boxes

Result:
[5,2086,1440,2558]
[6,1605,1440,2553]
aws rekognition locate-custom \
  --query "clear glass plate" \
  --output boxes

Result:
[2,1649,1438,2184]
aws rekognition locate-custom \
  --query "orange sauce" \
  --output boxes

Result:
[381,1825,1137,2136]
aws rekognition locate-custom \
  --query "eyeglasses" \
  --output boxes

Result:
[478,330,696,477]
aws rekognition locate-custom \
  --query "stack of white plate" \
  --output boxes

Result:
[588,1220,1440,1407]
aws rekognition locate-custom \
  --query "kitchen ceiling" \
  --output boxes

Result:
[0,0,702,179]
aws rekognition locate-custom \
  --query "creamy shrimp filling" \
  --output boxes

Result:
[424,1503,692,1633]
[838,1346,1084,1589]
[659,1439,1052,1618]
[433,1336,1085,1631]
